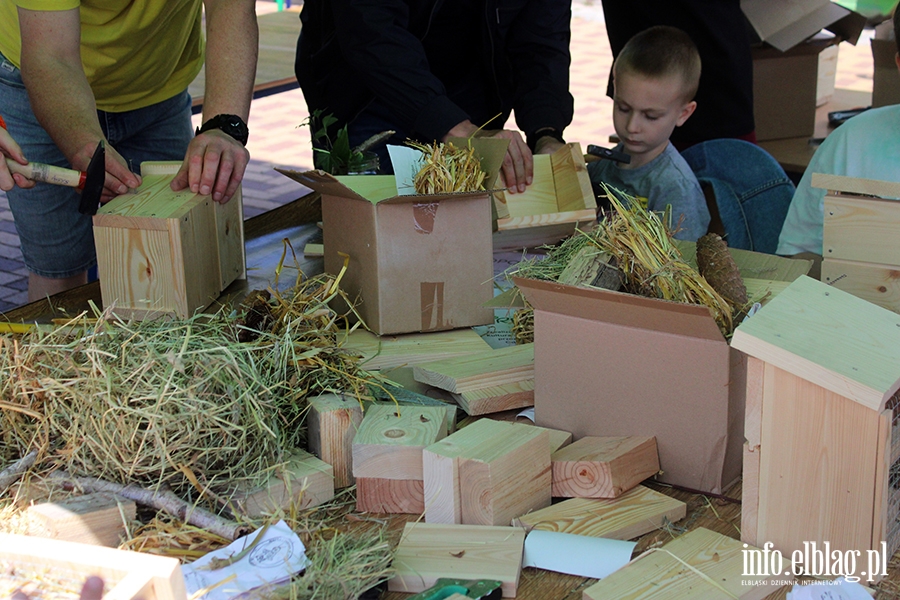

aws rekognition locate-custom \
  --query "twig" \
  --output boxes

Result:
[0,449,37,492]
[49,470,250,540]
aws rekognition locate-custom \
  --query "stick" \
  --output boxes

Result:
[0,449,38,492]
[48,471,250,541]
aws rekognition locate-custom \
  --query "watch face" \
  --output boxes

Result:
[201,114,249,145]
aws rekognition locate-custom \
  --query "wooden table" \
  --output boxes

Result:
[758,88,872,174]
[188,8,302,112]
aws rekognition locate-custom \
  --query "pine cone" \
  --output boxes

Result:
[696,233,748,307]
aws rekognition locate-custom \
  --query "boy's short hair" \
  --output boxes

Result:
[614,25,702,102]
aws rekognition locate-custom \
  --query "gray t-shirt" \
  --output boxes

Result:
[587,142,710,241]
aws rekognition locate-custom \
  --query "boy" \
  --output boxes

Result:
[588,26,709,241]
[777,9,900,276]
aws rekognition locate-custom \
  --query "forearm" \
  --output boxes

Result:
[201,0,257,122]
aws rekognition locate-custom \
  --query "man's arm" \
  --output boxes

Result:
[17,7,141,200]
[171,0,257,203]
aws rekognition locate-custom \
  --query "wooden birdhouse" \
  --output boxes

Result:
[814,173,900,314]
[732,275,900,576]
[92,162,245,319]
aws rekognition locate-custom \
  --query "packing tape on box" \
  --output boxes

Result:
[413,202,439,234]
[421,281,445,331]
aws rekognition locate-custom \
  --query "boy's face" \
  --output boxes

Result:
[612,69,697,168]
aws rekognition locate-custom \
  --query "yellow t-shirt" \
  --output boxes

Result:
[0,0,204,112]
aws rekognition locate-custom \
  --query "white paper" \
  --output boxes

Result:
[522,530,635,580]
[517,407,536,422]
[387,145,424,195]
[787,578,874,600]
[182,520,309,600]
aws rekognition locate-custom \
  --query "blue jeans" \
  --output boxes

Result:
[0,53,193,278]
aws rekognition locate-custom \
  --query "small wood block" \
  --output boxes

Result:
[453,379,534,416]
[582,528,784,600]
[511,485,685,540]
[303,242,324,257]
[344,328,491,371]
[388,522,525,598]
[413,343,534,394]
[423,419,550,526]
[225,450,334,518]
[0,533,187,600]
[551,436,659,499]
[355,477,424,514]
[26,492,136,548]
[467,410,573,452]
[352,404,448,480]
[307,393,364,488]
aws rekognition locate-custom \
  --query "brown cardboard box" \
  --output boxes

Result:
[872,36,900,107]
[514,247,810,494]
[279,140,506,334]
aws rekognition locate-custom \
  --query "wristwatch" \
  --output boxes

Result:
[196,114,249,146]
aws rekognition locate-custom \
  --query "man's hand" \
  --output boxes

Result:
[71,140,141,204]
[0,127,35,191]
[445,120,533,194]
[171,129,249,204]
[533,135,565,156]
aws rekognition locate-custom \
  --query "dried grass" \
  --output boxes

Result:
[408,140,486,194]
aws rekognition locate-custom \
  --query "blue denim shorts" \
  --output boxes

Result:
[0,53,194,278]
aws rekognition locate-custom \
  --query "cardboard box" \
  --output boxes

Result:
[514,247,810,494]
[872,24,900,108]
[743,0,866,141]
[93,162,245,319]
[279,140,506,335]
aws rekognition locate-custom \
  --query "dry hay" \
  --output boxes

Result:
[408,140,486,194]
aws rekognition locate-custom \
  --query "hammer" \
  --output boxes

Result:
[5,142,107,215]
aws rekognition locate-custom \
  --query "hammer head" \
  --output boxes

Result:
[78,142,106,215]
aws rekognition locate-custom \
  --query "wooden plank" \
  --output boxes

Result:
[26,493,136,548]
[822,257,900,313]
[496,156,559,218]
[553,143,596,213]
[307,393,364,488]
[492,217,595,252]
[0,533,187,600]
[744,278,792,303]
[550,436,659,499]
[453,379,534,416]
[351,404,447,480]
[304,242,324,257]
[582,528,783,600]
[512,485,686,540]
[222,450,334,518]
[356,477,424,514]
[412,343,534,394]
[343,328,491,371]
[745,357,766,449]
[731,276,900,411]
[742,442,761,547]
[874,409,893,560]
[388,522,526,598]
[812,172,900,199]
[176,198,220,318]
[497,208,597,231]
[824,192,900,265]
[214,187,246,287]
[757,366,882,557]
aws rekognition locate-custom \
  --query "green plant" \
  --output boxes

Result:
[303,110,392,175]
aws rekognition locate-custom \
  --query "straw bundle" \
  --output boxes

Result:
[408,140,486,194]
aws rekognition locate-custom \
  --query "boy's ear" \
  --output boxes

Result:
[676,100,697,127]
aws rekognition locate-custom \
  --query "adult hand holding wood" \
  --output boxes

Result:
[171,129,249,204]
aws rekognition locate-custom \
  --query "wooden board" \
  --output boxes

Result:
[307,393,364,488]
[512,485,686,540]
[355,477,424,514]
[351,404,448,480]
[582,528,783,600]
[824,192,900,265]
[553,143,596,213]
[343,328,491,371]
[550,436,659,499]
[412,343,534,394]
[495,156,559,218]
[388,522,526,598]
[453,379,535,416]
[812,172,900,200]
[0,533,187,600]
[822,257,900,313]
[731,276,900,411]
[222,450,334,518]
[741,356,766,547]
[26,492,136,548]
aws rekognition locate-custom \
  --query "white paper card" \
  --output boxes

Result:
[522,530,635,580]
[787,577,874,600]
[387,145,424,195]
[182,520,309,600]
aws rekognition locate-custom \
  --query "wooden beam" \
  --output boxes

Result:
[26,492,136,548]
[388,522,526,598]
[413,343,534,394]
[307,393,364,489]
[551,436,659,498]
[582,528,784,599]
[222,450,334,518]
[343,328,491,371]
[821,257,900,313]
[352,404,448,480]
[512,485,685,540]
[452,379,534,416]
[824,192,900,265]
[355,477,424,514]
[812,172,900,199]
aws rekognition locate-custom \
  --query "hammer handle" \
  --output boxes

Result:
[5,157,85,188]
